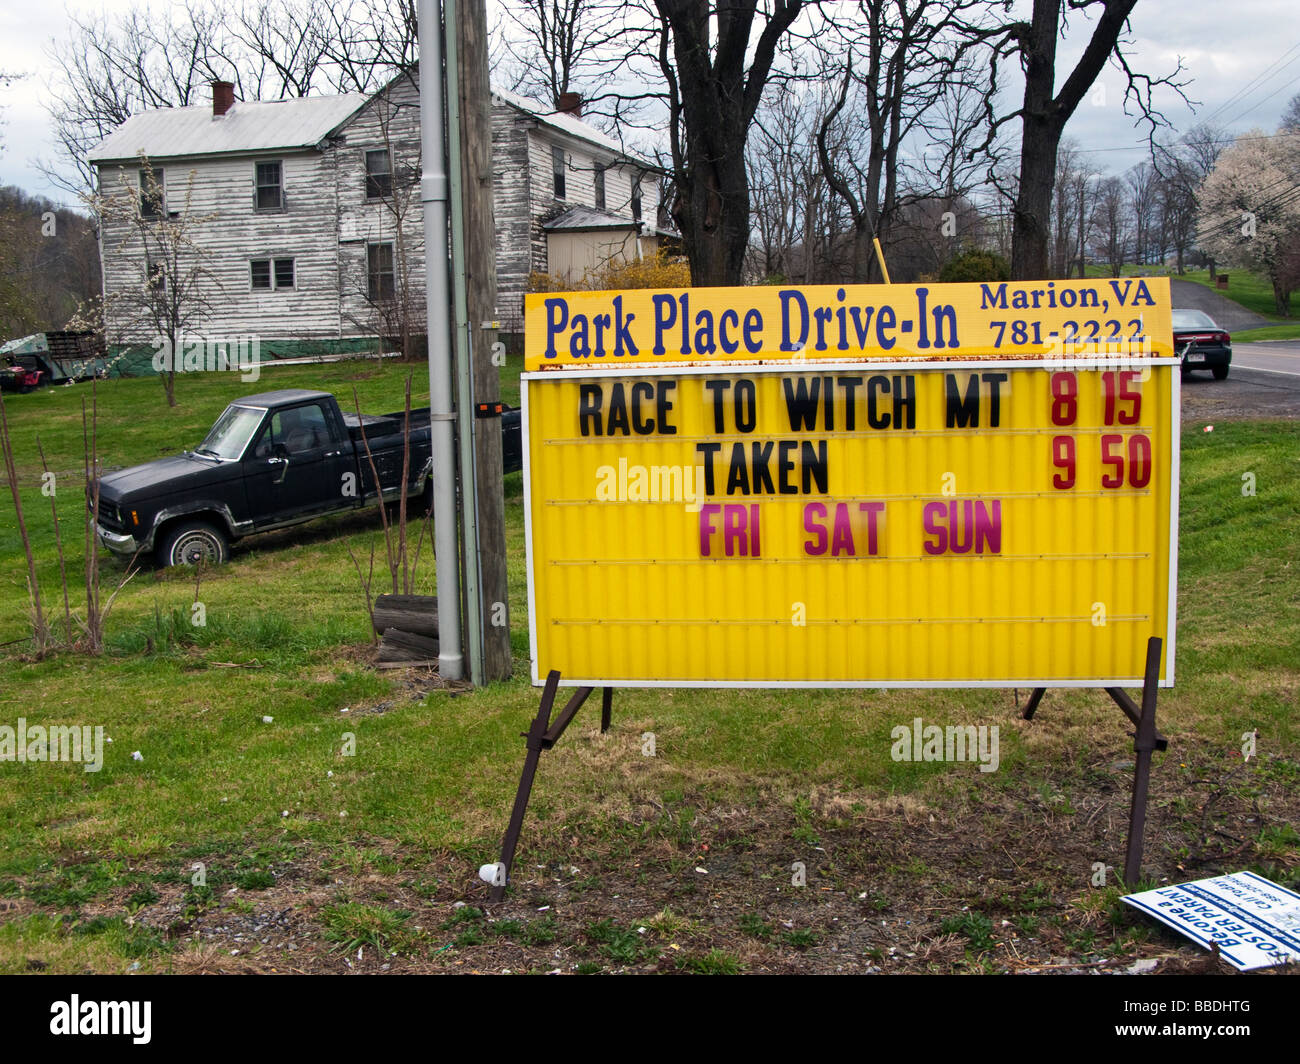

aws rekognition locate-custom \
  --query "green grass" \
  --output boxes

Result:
[1229,323,1300,341]
[0,359,1297,970]
[1084,265,1300,335]
[940,910,996,951]
[321,902,416,953]
[677,948,743,974]
[1178,269,1293,323]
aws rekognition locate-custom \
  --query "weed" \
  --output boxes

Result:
[321,903,414,953]
[940,911,995,951]
[678,948,743,974]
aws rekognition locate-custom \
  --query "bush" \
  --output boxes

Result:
[939,249,1011,284]
[528,248,690,293]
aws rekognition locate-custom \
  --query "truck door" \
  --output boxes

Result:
[242,401,353,525]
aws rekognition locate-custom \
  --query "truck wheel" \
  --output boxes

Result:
[159,521,229,567]
[1212,364,1229,380]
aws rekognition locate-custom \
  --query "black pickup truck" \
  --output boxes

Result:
[94,388,521,566]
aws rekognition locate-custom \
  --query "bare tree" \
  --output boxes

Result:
[1049,140,1090,278]
[1153,123,1230,273]
[42,2,419,197]
[747,84,838,281]
[1092,175,1130,276]
[1282,91,1300,134]
[1126,161,1159,266]
[813,0,991,282]
[963,0,1189,280]
[496,0,626,104]
[645,0,816,285]
[91,159,219,407]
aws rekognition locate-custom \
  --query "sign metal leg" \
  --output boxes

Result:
[1123,637,1163,887]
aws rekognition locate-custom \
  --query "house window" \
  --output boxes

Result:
[594,165,606,210]
[365,150,393,200]
[552,146,566,200]
[251,257,295,290]
[367,242,395,301]
[631,178,642,222]
[139,168,165,219]
[255,161,284,210]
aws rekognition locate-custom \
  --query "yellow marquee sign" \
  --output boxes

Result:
[522,280,1179,688]
[525,278,1174,369]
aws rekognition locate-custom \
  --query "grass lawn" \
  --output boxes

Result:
[1178,269,1295,324]
[0,360,1296,974]
[1084,265,1300,339]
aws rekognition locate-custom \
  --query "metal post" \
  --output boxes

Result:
[489,670,561,902]
[1021,687,1047,720]
[1124,637,1163,886]
[417,0,464,681]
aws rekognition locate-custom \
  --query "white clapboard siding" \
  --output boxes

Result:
[492,105,533,330]
[97,83,663,347]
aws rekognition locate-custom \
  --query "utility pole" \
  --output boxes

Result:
[416,0,463,681]
[447,0,512,682]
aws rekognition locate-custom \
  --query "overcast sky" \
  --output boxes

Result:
[1,0,1297,207]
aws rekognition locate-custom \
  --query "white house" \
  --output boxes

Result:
[88,73,667,368]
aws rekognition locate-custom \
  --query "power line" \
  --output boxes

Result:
[1229,72,1300,127]
[1199,40,1300,127]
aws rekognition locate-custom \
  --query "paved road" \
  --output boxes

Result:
[1232,341,1300,377]
[1169,277,1274,331]
[1181,353,1300,421]
[1164,278,1299,417]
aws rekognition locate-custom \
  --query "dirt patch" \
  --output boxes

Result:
[22,736,1292,976]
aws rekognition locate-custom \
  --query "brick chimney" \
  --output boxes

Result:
[555,92,583,118]
[211,81,235,117]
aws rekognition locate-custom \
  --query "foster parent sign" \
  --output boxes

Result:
[522,279,1178,688]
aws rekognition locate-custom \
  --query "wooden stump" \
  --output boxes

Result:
[372,594,438,639]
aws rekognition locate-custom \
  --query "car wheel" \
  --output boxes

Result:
[1211,364,1229,380]
[159,521,229,567]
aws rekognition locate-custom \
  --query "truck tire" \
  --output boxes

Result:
[158,520,229,567]
[1212,364,1229,380]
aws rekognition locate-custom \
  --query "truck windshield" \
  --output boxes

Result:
[196,404,266,460]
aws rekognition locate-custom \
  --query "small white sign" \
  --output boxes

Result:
[1124,871,1300,970]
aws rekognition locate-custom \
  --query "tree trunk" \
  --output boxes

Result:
[1009,0,1137,281]
[1273,280,1292,317]
[677,141,751,286]
[657,0,803,287]
[1011,114,1060,281]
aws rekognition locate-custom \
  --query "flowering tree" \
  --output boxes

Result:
[1197,129,1300,316]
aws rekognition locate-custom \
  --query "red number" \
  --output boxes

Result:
[1100,433,1153,488]
[1103,370,1142,425]
[1052,435,1076,489]
[1101,434,1125,488]
[1051,372,1077,426]
[1128,434,1152,487]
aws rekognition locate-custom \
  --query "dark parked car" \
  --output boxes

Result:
[1172,309,1231,380]
[93,388,522,566]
